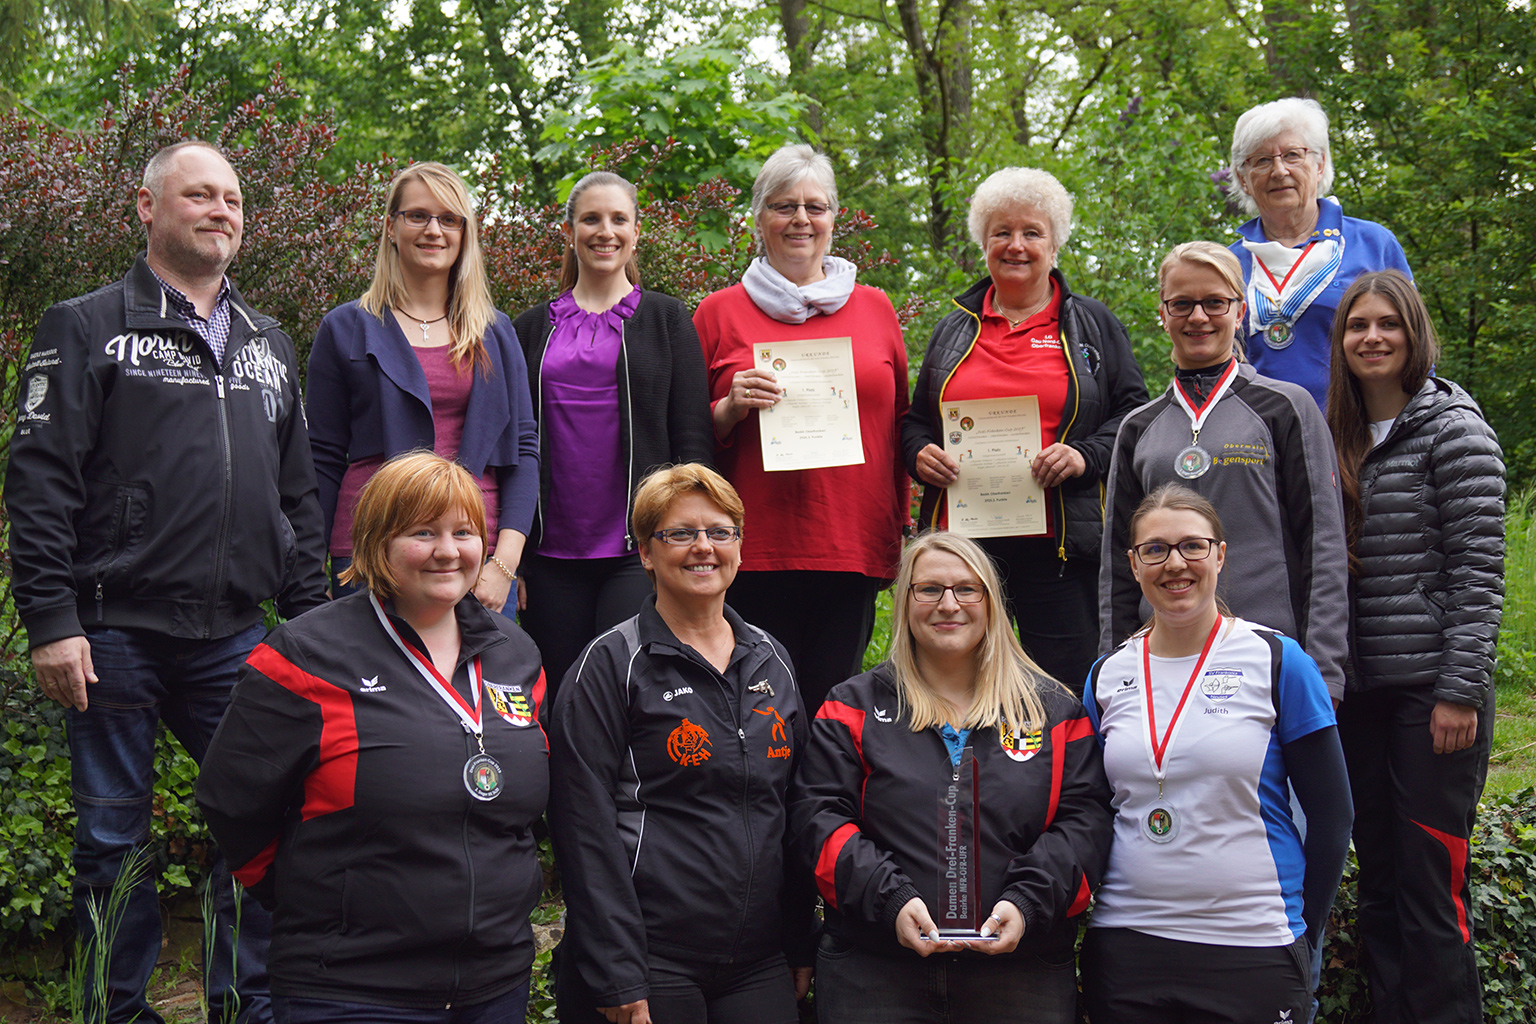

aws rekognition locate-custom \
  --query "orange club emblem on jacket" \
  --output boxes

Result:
[667,718,713,766]
[754,706,792,759]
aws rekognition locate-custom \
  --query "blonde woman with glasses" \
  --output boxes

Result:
[307,162,538,614]
[790,531,1111,1022]
[1100,241,1349,705]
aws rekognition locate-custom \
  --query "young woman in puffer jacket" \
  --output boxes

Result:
[1326,269,1504,1024]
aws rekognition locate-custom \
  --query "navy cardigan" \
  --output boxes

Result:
[305,300,540,546]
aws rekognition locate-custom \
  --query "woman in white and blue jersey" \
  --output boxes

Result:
[1082,483,1352,1024]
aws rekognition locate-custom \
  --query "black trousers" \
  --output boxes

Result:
[520,551,653,702]
[976,535,1099,697]
[725,570,880,714]
[1082,927,1311,1024]
[1338,686,1493,1024]
[554,944,797,1024]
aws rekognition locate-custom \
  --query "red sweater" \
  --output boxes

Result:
[694,283,910,579]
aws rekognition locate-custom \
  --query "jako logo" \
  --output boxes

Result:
[663,686,694,701]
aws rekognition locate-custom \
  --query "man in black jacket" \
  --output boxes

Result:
[4,140,327,1024]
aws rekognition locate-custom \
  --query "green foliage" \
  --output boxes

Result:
[537,27,810,210]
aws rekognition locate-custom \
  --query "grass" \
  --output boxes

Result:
[1488,487,1536,797]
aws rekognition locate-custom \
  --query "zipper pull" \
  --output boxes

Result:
[738,728,746,740]
[215,376,225,398]
[95,579,104,619]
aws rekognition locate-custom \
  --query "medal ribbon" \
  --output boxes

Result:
[1170,358,1240,446]
[1241,235,1344,335]
[1140,615,1225,781]
[370,594,484,740]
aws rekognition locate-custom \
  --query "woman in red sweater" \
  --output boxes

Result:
[694,144,910,712]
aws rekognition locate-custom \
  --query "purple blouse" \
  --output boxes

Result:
[538,287,640,558]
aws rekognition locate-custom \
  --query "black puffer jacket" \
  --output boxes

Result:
[901,270,1147,561]
[1350,377,1504,707]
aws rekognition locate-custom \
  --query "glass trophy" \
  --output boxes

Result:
[934,746,995,940]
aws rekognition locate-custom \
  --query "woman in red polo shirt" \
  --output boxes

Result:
[694,144,910,713]
[901,167,1146,695]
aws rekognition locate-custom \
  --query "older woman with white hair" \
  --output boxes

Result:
[694,143,910,712]
[901,167,1146,695]
[1227,96,1413,409]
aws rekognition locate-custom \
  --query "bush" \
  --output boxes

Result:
[0,65,383,942]
[1316,788,1536,1023]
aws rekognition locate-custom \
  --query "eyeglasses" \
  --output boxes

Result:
[1243,148,1312,173]
[1130,538,1218,565]
[909,583,987,604]
[765,200,832,218]
[392,209,467,231]
[1161,297,1238,318]
[651,527,743,546]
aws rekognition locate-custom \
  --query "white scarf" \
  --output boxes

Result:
[1241,234,1344,339]
[741,256,858,324]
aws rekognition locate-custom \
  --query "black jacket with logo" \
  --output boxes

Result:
[5,256,328,646]
[789,664,1112,959]
[547,597,812,1008]
[197,591,549,1008]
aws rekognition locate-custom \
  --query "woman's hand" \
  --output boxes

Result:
[793,966,813,1000]
[895,897,960,957]
[961,900,1025,955]
[1430,700,1479,754]
[1031,443,1086,489]
[713,369,783,436]
[599,1000,651,1024]
[473,563,512,612]
[914,443,959,487]
[474,529,526,613]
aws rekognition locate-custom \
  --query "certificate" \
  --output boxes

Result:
[754,337,865,472]
[941,396,1046,537]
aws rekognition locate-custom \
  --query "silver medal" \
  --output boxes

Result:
[1175,445,1212,480]
[1142,805,1179,844]
[464,752,503,801]
[1264,321,1295,350]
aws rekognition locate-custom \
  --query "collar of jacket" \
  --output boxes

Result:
[374,591,512,666]
[123,253,274,339]
[635,593,772,662]
[363,306,436,412]
[951,267,1076,316]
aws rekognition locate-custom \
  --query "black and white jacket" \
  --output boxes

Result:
[547,597,811,1008]
[5,255,327,646]
[1349,377,1504,707]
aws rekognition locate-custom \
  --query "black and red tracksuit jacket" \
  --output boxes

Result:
[196,591,548,1008]
[789,664,1113,958]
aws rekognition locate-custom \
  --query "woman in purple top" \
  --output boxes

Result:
[306,162,539,613]
[513,172,714,697]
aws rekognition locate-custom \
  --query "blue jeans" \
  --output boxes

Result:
[69,624,271,1024]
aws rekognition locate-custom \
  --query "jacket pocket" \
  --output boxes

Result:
[1417,581,1449,624]
[85,484,149,608]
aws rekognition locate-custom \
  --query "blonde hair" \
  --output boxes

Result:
[360,162,496,373]
[631,464,746,583]
[340,452,488,598]
[890,532,1055,735]
[1157,240,1248,363]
